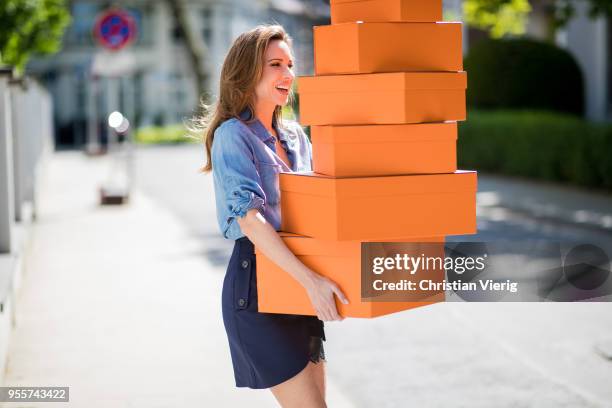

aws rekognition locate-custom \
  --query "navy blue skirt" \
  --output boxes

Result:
[222,236,326,389]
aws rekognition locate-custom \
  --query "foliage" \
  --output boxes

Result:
[551,0,612,29]
[464,38,584,115]
[464,0,532,38]
[282,104,296,121]
[135,124,198,144]
[464,0,612,40]
[0,0,71,73]
[458,109,612,190]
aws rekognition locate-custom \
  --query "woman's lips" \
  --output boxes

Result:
[276,87,289,96]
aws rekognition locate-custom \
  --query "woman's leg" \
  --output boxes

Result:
[311,360,326,400]
[270,361,327,408]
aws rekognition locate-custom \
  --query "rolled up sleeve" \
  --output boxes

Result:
[227,188,265,219]
[211,123,266,228]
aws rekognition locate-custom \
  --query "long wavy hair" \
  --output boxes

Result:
[190,24,294,173]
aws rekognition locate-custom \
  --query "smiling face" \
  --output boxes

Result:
[254,39,295,109]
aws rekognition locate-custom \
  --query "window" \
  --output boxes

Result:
[201,7,213,46]
[64,2,98,47]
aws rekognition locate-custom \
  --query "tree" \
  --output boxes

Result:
[464,0,612,42]
[163,0,210,103]
[464,0,532,38]
[0,0,71,74]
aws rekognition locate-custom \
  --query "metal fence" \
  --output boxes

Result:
[1,67,54,385]
[0,68,54,254]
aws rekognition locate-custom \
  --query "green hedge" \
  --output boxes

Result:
[464,38,584,115]
[135,124,198,144]
[458,110,612,190]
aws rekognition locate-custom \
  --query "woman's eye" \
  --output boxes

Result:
[270,62,293,68]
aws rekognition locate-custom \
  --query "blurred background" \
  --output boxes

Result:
[0,0,611,407]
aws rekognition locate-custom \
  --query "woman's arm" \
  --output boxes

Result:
[238,209,349,321]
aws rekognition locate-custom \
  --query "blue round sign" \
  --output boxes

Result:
[94,9,137,51]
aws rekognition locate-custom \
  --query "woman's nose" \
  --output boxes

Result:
[282,65,294,81]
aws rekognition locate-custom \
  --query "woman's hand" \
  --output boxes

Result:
[304,273,349,322]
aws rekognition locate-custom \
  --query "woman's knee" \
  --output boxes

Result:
[270,362,326,408]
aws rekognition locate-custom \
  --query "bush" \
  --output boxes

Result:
[134,124,198,144]
[458,110,612,190]
[464,38,584,115]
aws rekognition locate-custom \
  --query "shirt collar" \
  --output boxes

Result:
[238,107,288,143]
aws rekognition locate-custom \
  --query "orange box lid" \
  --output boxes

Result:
[298,71,467,94]
[330,0,443,23]
[332,0,376,3]
[329,0,442,5]
[280,170,477,193]
[311,122,457,144]
[313,22,463,74]
[273,233,360,256]
[260,232,444,256]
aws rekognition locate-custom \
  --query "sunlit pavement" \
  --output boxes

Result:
[1,151,282,407]
[2,145,611,407]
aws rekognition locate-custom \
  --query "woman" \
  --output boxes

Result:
[196,25,348,407]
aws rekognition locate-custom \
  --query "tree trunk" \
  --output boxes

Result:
[163,0,210,104]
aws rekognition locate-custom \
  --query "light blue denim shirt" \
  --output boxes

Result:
[211,108,313,240]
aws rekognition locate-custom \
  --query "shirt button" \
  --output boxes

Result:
[241,260,249,269]
[238,298,246,307]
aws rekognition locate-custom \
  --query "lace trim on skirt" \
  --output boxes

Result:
[308,336,326,364]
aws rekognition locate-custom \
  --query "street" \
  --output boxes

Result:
[2,146,610,407]
[133,144,612,407]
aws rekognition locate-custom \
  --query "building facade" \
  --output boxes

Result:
[27,0,329,148]
[556,2,610,122]
[31,0,607,149]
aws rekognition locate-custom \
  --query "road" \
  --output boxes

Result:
[134,144,612,407]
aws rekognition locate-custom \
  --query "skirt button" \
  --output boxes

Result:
[241,260,249,269]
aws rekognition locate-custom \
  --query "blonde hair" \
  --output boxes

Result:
[190,24,294,173]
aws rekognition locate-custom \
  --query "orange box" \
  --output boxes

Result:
[311,122,457,177]
[314,22,462,75]
[256,233,446,318]
[298,72,467,125]
[280,170,477,240]
[330,0,442,24]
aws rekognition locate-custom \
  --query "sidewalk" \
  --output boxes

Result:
[3,147,612,407]
[0,151,350,407]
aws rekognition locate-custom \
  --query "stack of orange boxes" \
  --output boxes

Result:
[256,0,478,318]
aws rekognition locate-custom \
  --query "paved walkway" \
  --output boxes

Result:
[0,151,350,407]
[2,147,612,407]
